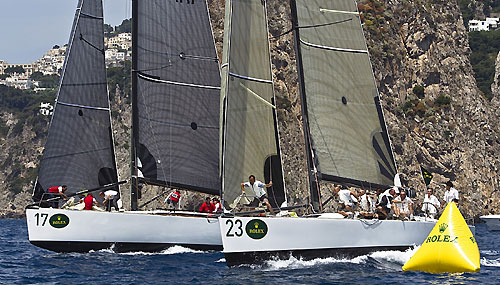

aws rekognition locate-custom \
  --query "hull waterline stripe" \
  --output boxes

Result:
[300,39,368,54]
[30,241,222,253]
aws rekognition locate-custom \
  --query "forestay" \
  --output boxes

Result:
[33,0,118,200]
[134,0,221,194]
[294,0,396,188]
[220,0,286,209]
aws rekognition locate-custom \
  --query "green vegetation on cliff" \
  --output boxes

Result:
[468,30,500,100]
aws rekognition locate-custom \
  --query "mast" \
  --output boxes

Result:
[290,0,322,212]
[130,0,139,210]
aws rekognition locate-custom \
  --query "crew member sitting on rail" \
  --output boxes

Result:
[376,187,396,220]
[47,185,68,208]
[358,189,374,218]
[393,190,413,219]
[334,185,358,217]
[241,175,274,215]
[212,197,222,213]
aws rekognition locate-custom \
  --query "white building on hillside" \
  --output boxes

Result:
[469,18,500,32]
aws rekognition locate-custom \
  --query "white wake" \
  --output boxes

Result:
[255,247,420,271]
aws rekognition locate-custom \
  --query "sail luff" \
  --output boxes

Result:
[219,0,233,202]
[293,0,397,189]
[290,0,322,212]
[263,0,288,208]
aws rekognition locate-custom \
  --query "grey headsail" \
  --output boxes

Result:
[291,0,397,190]
[132,0,221,197]
[220,0,286,209]
[33,0,118,201]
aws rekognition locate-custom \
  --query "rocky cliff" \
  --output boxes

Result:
[1,0,499,218]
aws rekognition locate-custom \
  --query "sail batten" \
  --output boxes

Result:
[293,0,397,189]
[220,0,286,209]
[133,0,221,196]
[33,0,118,201]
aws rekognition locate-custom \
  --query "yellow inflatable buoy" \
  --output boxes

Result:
[402,202,480,273]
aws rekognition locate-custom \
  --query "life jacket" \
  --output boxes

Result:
[170,191,180,202]
[84,195,94,210]
[48,186,61,193]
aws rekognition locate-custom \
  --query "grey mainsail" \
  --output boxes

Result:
[33,0,118,200]
[291,0,397,190]
[220,0,286,209]
[131,0,221,197]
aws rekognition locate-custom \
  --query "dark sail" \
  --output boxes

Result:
[220,0,286,209]
[33,0,118,200]
[133,0,221,195]
[291,0,397,190]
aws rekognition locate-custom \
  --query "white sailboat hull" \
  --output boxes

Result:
[26,208,222,252]
[219,216,437,266]
[480,215,500,231]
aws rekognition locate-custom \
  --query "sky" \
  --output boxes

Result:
[0,0,131,63]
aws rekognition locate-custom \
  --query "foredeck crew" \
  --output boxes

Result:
[241,175,274,215]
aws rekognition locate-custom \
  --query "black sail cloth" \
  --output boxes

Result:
[33,0,118,202]
[134,0,221,195]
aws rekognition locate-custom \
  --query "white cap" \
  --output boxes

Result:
[392,186,400,194]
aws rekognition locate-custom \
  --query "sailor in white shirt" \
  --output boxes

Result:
[393,190,413,219]
[358,189,373,212]
[443,180,459,206]
[422,188,440,219]
[99,190,119,211]
[241,175,274,215]
[334,185,358,216]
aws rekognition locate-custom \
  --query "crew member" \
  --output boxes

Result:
[376,187,396,220]
[81,193,99,210]
[199,197,214,213]
[422,188,440,219]
[164,189,181,210]
[47,185,68,208]
[241,175,274,215]
[212,197,222,213]
[358,189,374,218]
[393,190,413,219]
[99,189,119,211]
[334,185,358,217]
[443,180,459,206]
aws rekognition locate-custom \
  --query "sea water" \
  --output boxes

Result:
[1,219,499,284]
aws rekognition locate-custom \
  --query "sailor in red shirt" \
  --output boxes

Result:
[47,185,68,208]
[164,189,181,210]
[199,197,215,213]
[81,193,100,210]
